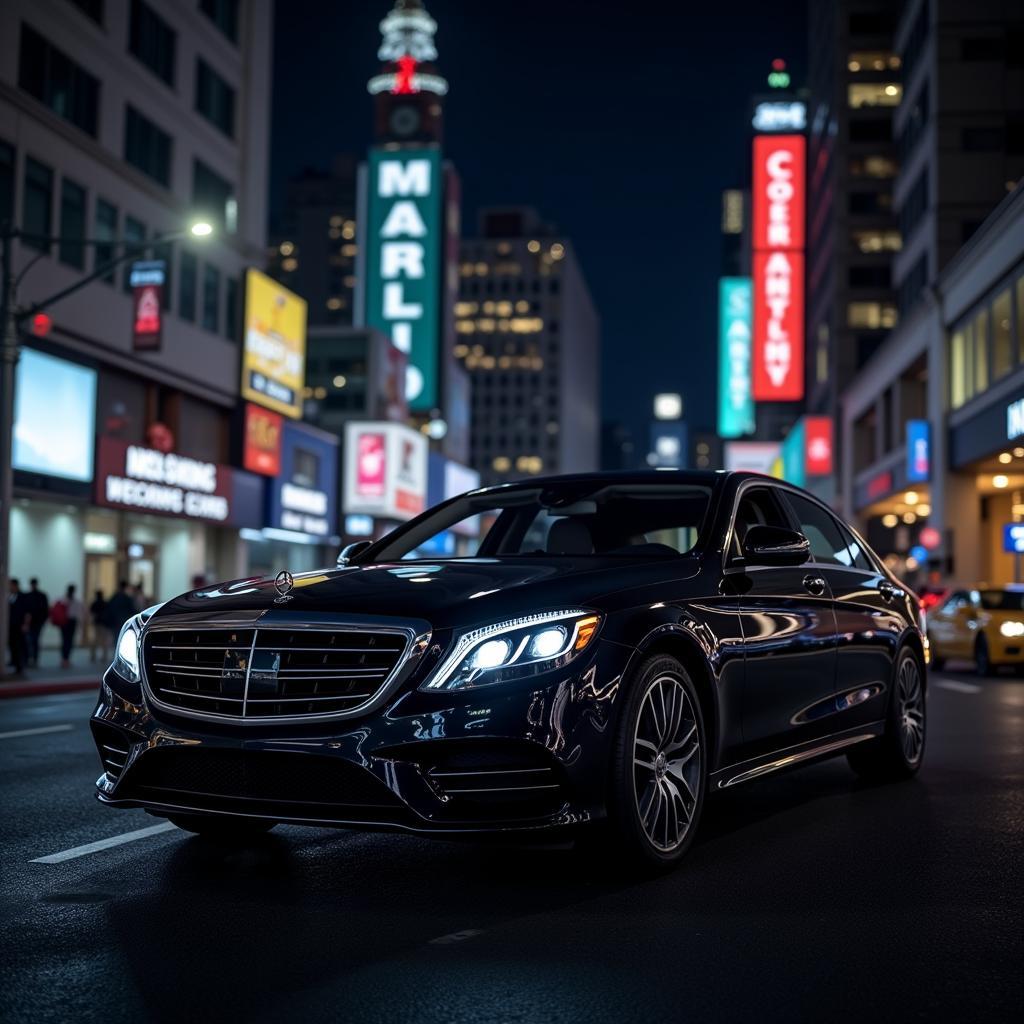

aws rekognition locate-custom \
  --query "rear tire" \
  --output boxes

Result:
[605,655,707,870]
[975,636,994,677]
[166,813,276,840]
[847,648,925,781]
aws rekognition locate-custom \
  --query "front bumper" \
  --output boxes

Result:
[90,638,629,835]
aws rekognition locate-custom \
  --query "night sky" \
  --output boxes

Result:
[271,0,807,454]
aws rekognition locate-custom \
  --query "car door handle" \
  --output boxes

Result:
[802,575,827,596]
[878,582,903,603]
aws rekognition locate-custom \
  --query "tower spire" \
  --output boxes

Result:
[367,0,448,98]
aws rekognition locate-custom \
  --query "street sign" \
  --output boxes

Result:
[129,260,165,351]
[1004,523,1024,553]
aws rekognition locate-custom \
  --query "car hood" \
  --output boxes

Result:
[152,556,702,629]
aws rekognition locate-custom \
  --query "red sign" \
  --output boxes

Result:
[804,416,833,475]
[356,432,387,497]
[867,471,893,500]
[919,526,941,550]
[243,403,283,476]
[129,261,166,351]
[752,134,806,401]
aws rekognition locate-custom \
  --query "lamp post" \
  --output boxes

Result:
[0,220,213,680]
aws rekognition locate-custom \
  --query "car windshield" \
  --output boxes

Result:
[367,484,713,561]
[978,589,1024,611]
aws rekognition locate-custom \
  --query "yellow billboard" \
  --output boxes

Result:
[241,268,307,419]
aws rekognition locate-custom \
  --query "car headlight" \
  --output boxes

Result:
[422,610,601,691]
[999,620,1024,638]
[112,616,143,683]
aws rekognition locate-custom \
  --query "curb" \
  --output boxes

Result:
[0,679,101,699]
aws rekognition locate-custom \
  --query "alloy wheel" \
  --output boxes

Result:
[632,674,701,852]
[896,656,925,765]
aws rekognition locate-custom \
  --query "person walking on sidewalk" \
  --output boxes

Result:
[51,585,85,669]
[103,581,136,641]
[7,578,31,675]
[89,590,109,664]
[25,578,50,668]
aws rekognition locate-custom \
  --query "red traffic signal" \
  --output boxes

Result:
[30,312,52,337]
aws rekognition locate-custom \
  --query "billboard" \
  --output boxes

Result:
[362,147,442,412]
[241,268,307,419]
[723,441,780,475]
[243,403,283,476]
[906,419,930,483]
[717,278,754,438]
[804,416,833,476]
[14,348,96,482]
[752,133,805,401]
[344,421,428,522]
[268,420,338,539]
[129,260,165,351]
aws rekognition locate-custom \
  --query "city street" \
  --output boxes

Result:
[1,669,1020,1023]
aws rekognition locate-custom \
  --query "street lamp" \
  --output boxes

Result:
[0,218,214,679]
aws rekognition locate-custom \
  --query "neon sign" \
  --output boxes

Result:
[717,278,754,438]
[752,134,805,401]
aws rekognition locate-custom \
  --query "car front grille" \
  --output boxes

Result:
[142,625,410,721]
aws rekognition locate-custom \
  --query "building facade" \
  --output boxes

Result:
[1,0,273,605]
[457,207,600,485]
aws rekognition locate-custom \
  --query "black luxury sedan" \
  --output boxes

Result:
[90,471,927,868]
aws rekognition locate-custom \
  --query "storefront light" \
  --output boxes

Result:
[902,511,917,524]
[881,513,899,528]
[994,475,1010,489]
[1014,448,1024,459]
[916,503,931,516]
[904,491,919,505]
[999,452,1013,464]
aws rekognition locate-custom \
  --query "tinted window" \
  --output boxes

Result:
[124,106,172,187]
[129,0,177,87]
[837,522,874,572]
[18,24,100,137]
[978,590,1024,611]
[783,493,852,566]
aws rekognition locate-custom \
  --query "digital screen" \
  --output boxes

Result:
[14,348,97,482]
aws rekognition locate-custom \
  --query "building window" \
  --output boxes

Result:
[848,83,901,108]
[68,0,104,22]
[991,289,1013,381]
[849,265,891,289]
[847,301,897,330]
[192,160,235,231]
[897,81,929,163]
[224,276,238,341]
[94,198,117,283]
[900,1,929,83]
[121,216,145,293]
[200,0,239,43]
[21,157,53,253]
[898,168,928,246]
[195,59,235,138]
[974,308,989,397]
[129,0,176,87]
[124,105,172,187]
[58,178,86,268]
[849,119,892,143]
[847,51,900,72]
[0,139,14,226]
[961,37,1003,61]
[202,263,220,332]
[849,155,898,179]
[848,191,892,215]
[179,249,197,322]
[851,229,901,253]
[897,254,928,320]
[18,24,100,137]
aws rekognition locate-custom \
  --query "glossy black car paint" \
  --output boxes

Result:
[90,471,925,837]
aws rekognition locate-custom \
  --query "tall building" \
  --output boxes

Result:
[838,0,1024,582]
[806,2,901,438]
[1,0,273,601]
[268,156,359,327]
[456,207,600,485]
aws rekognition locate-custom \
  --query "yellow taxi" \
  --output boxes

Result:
[927,586,1024,676]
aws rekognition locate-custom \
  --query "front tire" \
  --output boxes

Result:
[847,647,926,780]
[166,813,276,840]
[607,655,707,869]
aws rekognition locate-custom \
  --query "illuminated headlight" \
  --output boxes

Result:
[999,620,1024,638]
[113,616,143,683]
[422,610,601,691]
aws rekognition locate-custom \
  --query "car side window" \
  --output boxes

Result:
[938,591,966,615]
[731,486,791,557]
[783,493,851,566]
[836,521,875,572]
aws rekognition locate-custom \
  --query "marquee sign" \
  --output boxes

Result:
[752,133,805,401]
[363,148,442,412]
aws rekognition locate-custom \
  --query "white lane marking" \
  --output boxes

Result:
[0,724,74,740]
[429,929,484,945]
[936,680,982,694]
[31,822,176,865]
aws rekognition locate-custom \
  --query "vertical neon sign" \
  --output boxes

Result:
[718,278,754,438]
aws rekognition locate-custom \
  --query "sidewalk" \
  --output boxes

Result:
[1,646,104,698]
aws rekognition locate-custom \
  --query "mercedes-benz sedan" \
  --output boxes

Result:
[91,471,927,868]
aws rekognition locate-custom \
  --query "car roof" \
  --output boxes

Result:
[467,469,767,497]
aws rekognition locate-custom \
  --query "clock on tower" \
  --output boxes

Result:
[367,0,448,145]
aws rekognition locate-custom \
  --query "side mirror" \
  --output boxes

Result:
[741,525,810,567]
[337,541,371,567]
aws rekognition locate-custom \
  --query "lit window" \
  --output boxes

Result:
[341,222,356,240]
[329,215,343,228]
[848,83,902,108]
[847,301,898,329]
[847,51,901,73]
[281,257,298,272]
[550,243,565,260]
[527,240,540,253]
[341,243,357,257]
[851,230,902,253]
[326,297,342,310]
[279,241,294,255]
[475,262,489,276]
[492,456,511,472]
[992,289,1012,381]
[454,301,478,316]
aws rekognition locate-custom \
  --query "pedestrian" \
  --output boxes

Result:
[103,580,136,639]
[89,589,109,663]
[131,582,147,613]
[24,578,49,668]
[51,585,85,669]
[7,578,31,675]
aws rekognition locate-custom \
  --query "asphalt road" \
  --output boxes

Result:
[1,668,1021,1024]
